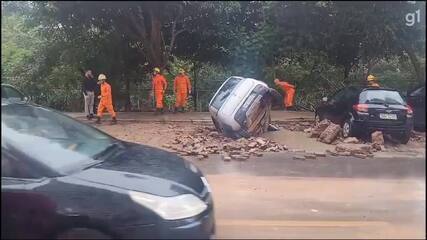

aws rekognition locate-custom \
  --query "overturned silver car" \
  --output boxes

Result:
[209,76,281,139]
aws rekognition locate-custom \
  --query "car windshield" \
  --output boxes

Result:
[1,104,116,176]
[211,77,242,110]
[359,90,406,105]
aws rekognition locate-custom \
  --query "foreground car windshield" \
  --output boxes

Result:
[1,104,116,175]
[359,90,405,105]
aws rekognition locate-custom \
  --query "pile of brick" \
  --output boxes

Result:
[306,119,342,144]
[410,131,426,143]
[163,126,288,161]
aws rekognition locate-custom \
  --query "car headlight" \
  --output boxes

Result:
[129,191,207,220]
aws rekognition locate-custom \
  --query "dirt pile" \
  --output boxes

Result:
[410,131,426,143]
[164,126,288,161]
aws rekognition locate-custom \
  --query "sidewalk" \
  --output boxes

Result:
[65,111,314,123]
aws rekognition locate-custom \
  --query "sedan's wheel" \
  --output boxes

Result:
[399,131,411,144]
[342,119,353,138]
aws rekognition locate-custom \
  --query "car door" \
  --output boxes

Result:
[322,88,349,124]
[1,150,57,239]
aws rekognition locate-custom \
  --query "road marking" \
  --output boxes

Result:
[217,219,390,228]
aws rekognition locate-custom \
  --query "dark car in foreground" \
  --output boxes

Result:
[1,100,215,239]
[315,86,413,143]
[406,85,425,131]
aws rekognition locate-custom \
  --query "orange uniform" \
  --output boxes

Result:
[174,74,191,108]
[152,74,168,109]
[276,80,296,108]
[97,82,116,118]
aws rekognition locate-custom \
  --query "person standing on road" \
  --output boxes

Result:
[173,68,191,113]
[367,74,380,87]
[96,74,117,124]
[151,67,167,114]
[274,78,296,110]
[82,70,97,120]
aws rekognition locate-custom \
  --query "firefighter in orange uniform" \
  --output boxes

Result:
[95,74,117,124]
[173,68,191,113]
[274,78,296,110]
[152,67,168,114]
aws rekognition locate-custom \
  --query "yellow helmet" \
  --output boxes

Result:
[179,68,185,74]
[367,75,376,82]
[154,67,160,73]
[98,74,107,81]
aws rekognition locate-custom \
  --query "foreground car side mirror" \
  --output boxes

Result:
[322,97,328,102]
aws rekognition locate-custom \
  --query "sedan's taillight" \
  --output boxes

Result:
[406,105,413,118]
[353,104,368,113]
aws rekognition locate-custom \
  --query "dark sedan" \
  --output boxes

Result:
[1,100,215,239]
[315,86,413,143]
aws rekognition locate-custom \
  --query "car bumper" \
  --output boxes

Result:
[114,208,215,239]
[353,119,413,134]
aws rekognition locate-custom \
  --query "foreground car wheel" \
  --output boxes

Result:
[342,119,354,138]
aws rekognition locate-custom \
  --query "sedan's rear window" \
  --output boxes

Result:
[359,90,406,105]
[210,77,241,110]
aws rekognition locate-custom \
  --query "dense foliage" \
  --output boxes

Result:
[2,1,425,111]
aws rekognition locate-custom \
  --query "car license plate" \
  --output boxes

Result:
[379,113,397,120]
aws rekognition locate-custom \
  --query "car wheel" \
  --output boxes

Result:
[342,118,354,138]
[399,131,411,144]
[55,228,112,239]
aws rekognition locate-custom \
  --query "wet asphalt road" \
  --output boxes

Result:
[190,153,426,239]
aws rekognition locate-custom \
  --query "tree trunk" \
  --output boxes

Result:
[147,9,165,68]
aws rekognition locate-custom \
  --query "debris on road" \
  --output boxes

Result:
[371,131,385,145]
[343,137,359,144]
[410,131,426,143]
[293,155,305,160]
[314,152,327,157]
[309,119,331,138]
[164,126,288,161]
[333,143,373,158]
[318,123,342,144]
[304,154,316,159]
